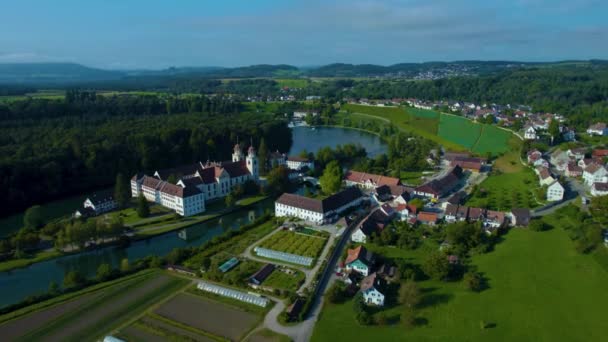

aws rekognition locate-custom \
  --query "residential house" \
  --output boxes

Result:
[344,171,401,189]
[373,184,410,204]
[468,207,486,222]
[583,164,608,186]
[567,148,587,161]
[395,203,418,222]
[417,211,438,226]
[82,191,118,216]
[547,181,564,201]
[591,182,608,197]
[414,166,463,199]
[592,149,608,160]
[565,163,583,177]
[286,156,314,171]
[536,167,554,186]
[484,210,505,228]
[351,206,394,243]
[510,208,531,227]
[274,187,364,224]
[345,246,375,276]
[446,191,467,206]
[578,158,595,170]
[527,149,543,164]
[360,273,385,306]
[443,203,459,223]
[269,151,287,168]
[586,122,608,136]
[524,125,537,140]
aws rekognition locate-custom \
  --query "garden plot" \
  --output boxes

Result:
[258,230,327,259]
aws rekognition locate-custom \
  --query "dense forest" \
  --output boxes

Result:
[0,92,292,217]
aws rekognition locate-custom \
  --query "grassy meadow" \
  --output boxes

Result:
[312,227,608,342]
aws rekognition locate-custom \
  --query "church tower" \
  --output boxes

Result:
[232,143,244,162]
[246,145,259,180]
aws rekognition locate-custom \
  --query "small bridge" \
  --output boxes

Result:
[302,176,319,186]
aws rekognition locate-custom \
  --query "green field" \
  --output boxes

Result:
[341,104,516,155]
[0,270,188,341]
[263,268,306,292]
[275,78,308,88]
[312,228,608,341]
[466,169,541,210]
[437,114,481,149]
[258,230,327,259]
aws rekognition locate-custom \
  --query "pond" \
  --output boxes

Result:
[289,126,387,157]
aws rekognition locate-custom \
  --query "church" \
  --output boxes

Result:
[131,143,259,216]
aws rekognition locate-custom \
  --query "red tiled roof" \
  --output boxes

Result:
[417,211,438,223]
[345,170,401,187]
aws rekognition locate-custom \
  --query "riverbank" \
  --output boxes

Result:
[0,194,270,274]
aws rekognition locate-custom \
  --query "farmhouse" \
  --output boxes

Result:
[131,144,258,216]
[583,164,608,186]
[352,206,395,243]
[484,210,506,228]
[345,246,375,276]
[274,187,364,224]
[75,191,118,217]
[468,207,486,221]
[286,156,314,171]
[586,122,608,136]
[450,157,485,172]
[536,167,554,186]
[360,273,385,306]
[373,184,411,203]
[344,170,401,189]
[395,203,418,221]
[414,166,463,199]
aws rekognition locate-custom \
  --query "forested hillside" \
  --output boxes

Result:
[0,92,291,217]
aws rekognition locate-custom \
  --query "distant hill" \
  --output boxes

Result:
[0,63,125,84]
[1,60,606,85]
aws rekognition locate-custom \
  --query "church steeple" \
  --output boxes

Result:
[232,143,244,162]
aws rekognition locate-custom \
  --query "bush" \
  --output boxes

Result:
[463,271,483,292]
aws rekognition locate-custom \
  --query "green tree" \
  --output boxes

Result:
[548,119,560,144]
[48,281,60,295]
[96,263,113,281]
[136,194,150,218]
[120,258,130,272]
[23,205,45,230]
[258,138,269,175]
[225,193,237,207]
[463,271,483,292]
[423,252,450,280]
[266,165,290,194]
[319,160,342,194]
[399,280,421,309]
[114,173,131,208]
[63,270,85,289]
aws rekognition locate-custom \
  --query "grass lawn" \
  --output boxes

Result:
[471,125,513,156]
[312,228,608,341]
[438,114,481,149]
[400,171,426,186]
[275,78,308,88]
[258,230,327,258]
[465,169,541,210]
[263,268,306,292]
[246,328,291,342]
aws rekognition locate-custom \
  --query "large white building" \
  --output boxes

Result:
[286,156,315,171]
[546,181,565,202]
[274,187,364,224]
[131,144,259,216]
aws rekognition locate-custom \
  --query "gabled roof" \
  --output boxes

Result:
[485,210,505,223]
[468,207,486,220]
[345,246,374,266]
[344,170,401,187]
[360,272,384,292]
[456,206,469,219]
[87,190,115,205]
[276,187,363,214]
[415,166,462,196]
[417,211,438,223]
[593,182,608,191]
[287,156,311,162]
[585,163,605,175]
[444,203,459,216]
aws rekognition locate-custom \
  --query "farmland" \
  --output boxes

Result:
[263,268,306,292]
[258,230,328,259]
[0,270,188,341]
[312,227,608,342]
[341,104,517,156]
[154,292,260,341]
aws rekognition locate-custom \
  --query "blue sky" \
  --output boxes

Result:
[1,0,607,69]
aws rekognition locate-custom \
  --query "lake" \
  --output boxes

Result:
[0,126,387,308]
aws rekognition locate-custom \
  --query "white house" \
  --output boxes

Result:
[546,181,564,202]
[345,246,375,276]
[131,143,258,216]
[274,187,364,224]
[583,164,608,186]
[83,191,118,215]
[344,170,401,189]
[591,182,608,197]
[524,125,537,140]
[286,156,314,171]
[360,273,385,306]
[587,122,608,136]
[536,167,554,186]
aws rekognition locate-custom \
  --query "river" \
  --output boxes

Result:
[0,126,387,308]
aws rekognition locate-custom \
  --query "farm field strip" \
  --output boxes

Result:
[21,273,188,341]
[134,314,221,342]
[154,292,259,341]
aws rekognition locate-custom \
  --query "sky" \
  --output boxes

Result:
[0,0,607,69]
